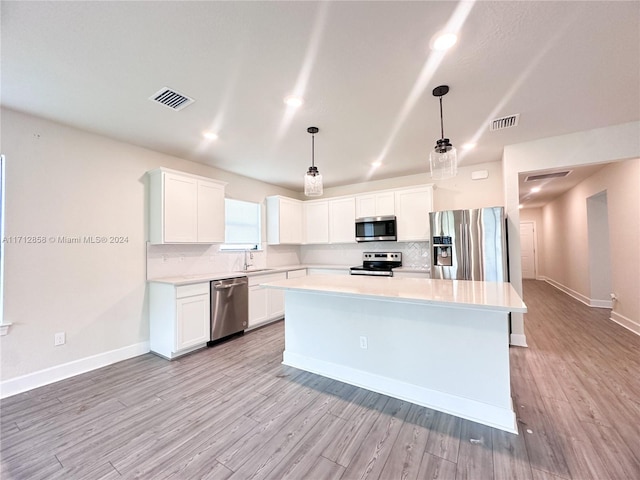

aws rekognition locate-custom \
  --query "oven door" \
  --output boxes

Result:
[355,216,397,242]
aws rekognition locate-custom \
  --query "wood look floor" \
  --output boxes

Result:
[2,280,639,480]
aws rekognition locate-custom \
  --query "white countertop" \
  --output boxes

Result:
[264,275,527,313]
[392,266,431,274]
[147,264,352,286]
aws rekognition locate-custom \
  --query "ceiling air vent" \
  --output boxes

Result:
[525,171,572,182]
[149,87,194,111]
[490,114,520,131]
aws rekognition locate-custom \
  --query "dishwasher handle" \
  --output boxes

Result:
[213,282,245,290]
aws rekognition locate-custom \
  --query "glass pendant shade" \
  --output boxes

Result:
[304,166,323,196]
[429,140,457,180]
[304,126,323,196]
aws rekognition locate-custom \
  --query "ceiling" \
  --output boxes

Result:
[518,164,608,209]
[2,1,639,200]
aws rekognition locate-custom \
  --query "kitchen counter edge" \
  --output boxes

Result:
[147,264,352,286]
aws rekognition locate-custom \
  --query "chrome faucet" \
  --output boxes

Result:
[243,250,253,271]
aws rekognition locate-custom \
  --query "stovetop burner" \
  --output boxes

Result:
[350,252,402,277]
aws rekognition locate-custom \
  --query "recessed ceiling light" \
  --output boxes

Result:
[202,131,218,140]
[284,95,304,108]
[531,187,541,193]
[430,32,457,51]
[462,143,476,150]
[371,161,382,168]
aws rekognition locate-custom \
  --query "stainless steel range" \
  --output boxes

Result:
[350,252,402,277]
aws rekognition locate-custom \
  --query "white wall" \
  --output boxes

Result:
[0,107,299,388]
[541,159,639,331]
[503,121,640,345]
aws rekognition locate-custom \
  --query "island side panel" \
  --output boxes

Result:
[282,290,516,433]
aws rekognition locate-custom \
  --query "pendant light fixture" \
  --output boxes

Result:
[429,85,457,179]
[304,126,323,196]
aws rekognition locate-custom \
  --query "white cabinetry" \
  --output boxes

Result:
[329,197,356,244]
[287,269,307,279]
[266,196,303,245]
[248,272,287,329]
[196,181,226,243]
[395,186,434,242]
[148,168,226,244]
[356,191,395,218]
[150,282,210,359]
[303,201,329,244]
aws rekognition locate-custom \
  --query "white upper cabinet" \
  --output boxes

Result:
[356,191,395,218]
[304,200,329,244]
[329,196,356,244]
[266,196,303,244]
[196,180,226,243]
[394,185,434,242]
[265,185,432,245]
[148,168,226,244]
[163,173,198,243]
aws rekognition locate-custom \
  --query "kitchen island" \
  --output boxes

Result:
[264,275,527,433]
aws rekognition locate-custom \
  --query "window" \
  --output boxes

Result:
[220,198,261,250]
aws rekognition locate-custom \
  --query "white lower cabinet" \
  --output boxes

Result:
[150,282,210,359]
[248,284,269,327]
[248,272,287,329]
[287,269,307,279]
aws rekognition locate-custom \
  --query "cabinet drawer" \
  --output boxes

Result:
[287,269,307,279]
[248,272,287,286]
[176,282,210,298]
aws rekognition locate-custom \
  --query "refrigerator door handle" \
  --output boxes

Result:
[459,223,466,278]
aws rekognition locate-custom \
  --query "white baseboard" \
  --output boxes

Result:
[542,277,612,309]
[611,311,640,336]
[0,341,150,399]
[283,351,518,434]
[590,298,613,308]
[543,277,591,306]
[510,333,528,347]
[541,277,638,336]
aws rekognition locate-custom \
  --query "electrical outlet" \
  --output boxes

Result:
[162,254,169,263]
[359,336,368,349]
[54,332,66,346]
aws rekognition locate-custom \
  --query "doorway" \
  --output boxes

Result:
[586,191,613,307]
[519,221,536,279]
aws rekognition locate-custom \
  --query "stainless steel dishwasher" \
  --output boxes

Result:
[209,276,248,344]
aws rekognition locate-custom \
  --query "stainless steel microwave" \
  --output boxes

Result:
[355,215,397,242]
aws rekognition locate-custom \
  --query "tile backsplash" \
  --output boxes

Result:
[147,241,429,279]
[300,241,430,268]
[146,243,300,279]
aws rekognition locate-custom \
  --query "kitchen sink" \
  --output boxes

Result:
[237,268,273,273]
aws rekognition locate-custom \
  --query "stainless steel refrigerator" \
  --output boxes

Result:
[429,207,509,281]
